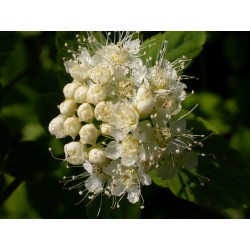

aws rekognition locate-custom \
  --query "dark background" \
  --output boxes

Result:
[0,31,249,218]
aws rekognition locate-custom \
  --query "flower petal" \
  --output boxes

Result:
[105,141,121,160]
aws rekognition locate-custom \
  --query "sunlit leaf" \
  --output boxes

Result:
[167,128,250,210]
[141,31,206,64]
[230,126,250,162]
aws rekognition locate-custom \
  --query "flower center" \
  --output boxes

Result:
[112,79,135,99]
[154,126,172,146]
[122,135,140,157]
[111,47,129,65]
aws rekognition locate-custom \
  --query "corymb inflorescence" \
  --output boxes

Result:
[49,32,207,213]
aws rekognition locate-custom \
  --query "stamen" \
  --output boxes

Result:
[48,148,64,161]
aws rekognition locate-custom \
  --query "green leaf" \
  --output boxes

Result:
[141,31,206,64]
[150,168,169,188]
[0,181,40,218]
[230,126,250,162]
[167,131,250,210]
[183,92,235,135]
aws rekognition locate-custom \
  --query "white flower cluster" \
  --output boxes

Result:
[49,32,204,209]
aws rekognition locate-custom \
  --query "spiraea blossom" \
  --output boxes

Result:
[48,32,206,213]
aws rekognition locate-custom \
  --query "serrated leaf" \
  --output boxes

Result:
[167,132,250,210]
[141,31,206,64]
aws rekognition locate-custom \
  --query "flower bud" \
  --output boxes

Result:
[86,84,107,105]
[100,123,112,136]
[77,103,94,123]
[64,141,88,165]
[64,59,91,82]
[88,146,107,165]
[63,81,81,99]
[48,114,66,139]
[64,116,81,139]
[74,84,88,104]
[59,99,77,117]
[134,84,154,118]
[79,123,99,145]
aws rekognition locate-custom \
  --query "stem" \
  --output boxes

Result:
[0,178,22,207]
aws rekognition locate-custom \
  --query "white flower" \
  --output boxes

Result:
[132,120,161,167]
[88,146,108,165]
[132,64,147,86]
[63,81,82,99]
[88,64,114,85]
[108,78,137,100]
[94,41,141,69]
[78,48,92,65]
[146,60,178,93]
[64,48,92,82]
[123,37,141,54]
[59,99,77,117]
[94,101,112,122]
[152,118,196,155]
[107,101,139,141]
[64,60,91,83]
[133,83,155,118]
[74,84,89,104]
[85,174,104,194]
[155,87,187,117]
[173,87,187,103]
[83,161,108,194]
[79,123,100,145]
[48,114,66,139]
[86,83,107,105]
[103,159,151,204]
[77,103,94,123]
[49,32,204,211]
[64,141,88,165]
[105,134,143,167]
[63,116,81,139]
[62,159,111,206]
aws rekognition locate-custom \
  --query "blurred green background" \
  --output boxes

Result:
[0,31,250,219]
